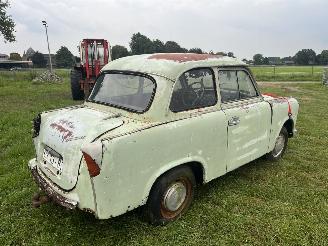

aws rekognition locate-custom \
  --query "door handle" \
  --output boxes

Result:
[228,116,240,126]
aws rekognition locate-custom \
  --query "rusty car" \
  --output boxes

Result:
[29,53,299,225]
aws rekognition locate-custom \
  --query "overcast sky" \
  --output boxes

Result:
[1,0,327,59]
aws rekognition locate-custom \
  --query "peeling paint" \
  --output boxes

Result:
[50,120,75,142]
[148,53,221,63]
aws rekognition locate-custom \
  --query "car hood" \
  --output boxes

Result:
[36,105,124,190]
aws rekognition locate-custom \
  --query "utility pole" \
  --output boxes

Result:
[42,20,53,73]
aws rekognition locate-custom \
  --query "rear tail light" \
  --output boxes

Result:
[82,151,100,177]
[287,101,292,116]
[32,114,41,138]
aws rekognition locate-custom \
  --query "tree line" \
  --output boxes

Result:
[8,32,328,68]
[111,32,235,60]
[26,46,77,68]
[28,32,236,68]
[252,49,328,66]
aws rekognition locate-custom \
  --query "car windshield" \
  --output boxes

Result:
[88,72,156,113]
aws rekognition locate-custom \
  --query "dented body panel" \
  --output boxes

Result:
[28,53,299,219]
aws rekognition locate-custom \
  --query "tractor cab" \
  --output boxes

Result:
[71,39,111,100]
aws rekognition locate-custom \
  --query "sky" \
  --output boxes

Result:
[1,0,327,59]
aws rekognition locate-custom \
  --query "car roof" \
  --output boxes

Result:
[102,53,246,81]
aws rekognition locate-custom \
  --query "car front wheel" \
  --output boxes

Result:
[266,126,288,161]
[143,166,195,225]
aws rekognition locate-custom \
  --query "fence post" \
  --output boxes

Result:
[273,65,276,81]
[323,67,328,86]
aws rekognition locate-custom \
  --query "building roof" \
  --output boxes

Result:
[26,47,35,57]
[103,53,246,81]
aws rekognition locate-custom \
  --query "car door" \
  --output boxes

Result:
[218,68,271,172]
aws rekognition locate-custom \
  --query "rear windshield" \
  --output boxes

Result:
[88,72,156,113]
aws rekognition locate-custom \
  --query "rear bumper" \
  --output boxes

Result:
[29,159,78,209]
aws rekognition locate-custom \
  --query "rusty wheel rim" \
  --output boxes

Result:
[160,177,192,219]
[273,133,286,158]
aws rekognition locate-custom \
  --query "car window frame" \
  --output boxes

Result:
[217,66,261,104]
[169,67,218,113]
[87,70,157,114]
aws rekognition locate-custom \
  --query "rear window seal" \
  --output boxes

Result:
[86,70,157,114]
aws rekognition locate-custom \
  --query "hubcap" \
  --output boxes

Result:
[273,133,285,157]
[163,181,187,212]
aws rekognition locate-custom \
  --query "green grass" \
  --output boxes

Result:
[1,71,328,245]
[250,66,325,82]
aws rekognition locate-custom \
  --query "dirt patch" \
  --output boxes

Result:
[281,86,302,93]
[259,83,280,88]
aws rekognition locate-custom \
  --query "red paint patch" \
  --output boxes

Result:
[263,93,293,116]
[263,93,279,98]
[287,101,292,116]
[148,53,221,63]
[50,121,74,141]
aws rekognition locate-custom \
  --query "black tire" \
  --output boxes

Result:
[143,166,196,225]
[70,69,84,100]
[266,127,288,161]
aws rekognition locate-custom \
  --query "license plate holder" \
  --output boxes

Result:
[42,147,63,175]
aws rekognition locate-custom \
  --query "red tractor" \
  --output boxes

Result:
[70,39,111,100]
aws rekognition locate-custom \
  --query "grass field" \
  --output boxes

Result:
[250,66,325,82]
[1,71,328,245]
[0,65,326,83]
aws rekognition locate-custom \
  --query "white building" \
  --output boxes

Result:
[0,54,9,61]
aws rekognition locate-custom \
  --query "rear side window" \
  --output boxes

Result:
[218,70,239,102]
[219,69,258,103]
[170,68,217,112]
[237,70,257,99]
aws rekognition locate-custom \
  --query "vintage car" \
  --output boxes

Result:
[29,53,299,225]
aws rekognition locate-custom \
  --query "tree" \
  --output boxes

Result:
[294,49,316,65]
[9,52,21,60]
[227,52,235,58]
[263,57,269,65]
[31,52,46,68]
[55,46,74,68]
[130,32,154,55]
[152,39,165,53]
[253,54,265,65]
[164,41,187,53]
[215,51,227,56]
[317,50,328,65]
[242,58,248,64]
[189,48,203,54]
[0,0,15,42]
[111,45,130,60]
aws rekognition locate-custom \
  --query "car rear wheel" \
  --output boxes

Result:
[266,126,288,161]
[143,166,195,225]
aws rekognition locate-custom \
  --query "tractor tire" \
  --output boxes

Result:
[70,69,84,100]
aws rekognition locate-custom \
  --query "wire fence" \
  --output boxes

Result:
[249,65,325,82]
